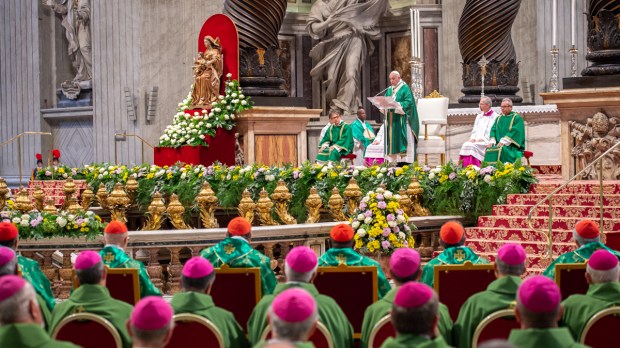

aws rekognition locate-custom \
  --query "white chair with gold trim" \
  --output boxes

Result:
[416,92,449,166]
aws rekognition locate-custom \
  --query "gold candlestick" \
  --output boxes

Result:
[305,186,323,224]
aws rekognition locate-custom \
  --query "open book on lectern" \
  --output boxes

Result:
[367,96,405,115]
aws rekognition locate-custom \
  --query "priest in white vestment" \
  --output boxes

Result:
[459,96,498,167]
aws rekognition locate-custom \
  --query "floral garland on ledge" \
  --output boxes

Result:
[32,160,537,222]
[157,74,253,148]
[1,210,104,240]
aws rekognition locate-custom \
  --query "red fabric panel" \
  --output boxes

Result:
[606,232,620,252]
[154,147,180,167]
[106,273,138,305]
[210,271,260,332]
[165,321,221,348]
[476,316,519,345]
[583,314,620,348]
[198,14,239,93]
[436,269,496,321]
[203,128,236,166]
[56,320,118,348]
[313,271,375,335]
[558,268,588,300]
[369,321,395,347]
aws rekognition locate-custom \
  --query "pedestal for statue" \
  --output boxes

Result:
[541,88,620,180]
[236,107,321,166]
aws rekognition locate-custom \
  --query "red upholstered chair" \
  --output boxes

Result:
[340,153,357,166]
[523,150,533,166]
[72,267,140,305]
[471,309,519,348]
[165,313,225,348]
[554,263,587,300]
[313,265,378,339]
[368,314,395,348]
[51,313,122,348]
[606,231,620,252]
[433,261,496,321]
[209,265,262,332]
[261,321,334,348]
[580,307,620,347]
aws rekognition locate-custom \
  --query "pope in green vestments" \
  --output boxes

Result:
[384,72,419,162]
[318,247,392,298]
[316,113,354,163]
[48,284,133,348]
[99,245,162,298]
[380,334,452,348]
[507,328,587,348]
[420,246,489,288]
[542,241,620,279]
[200,236,277,296]
[0,323,80,348]
[247,282,353,348]
[453,276,521,348]
[483,101,525,164]
[18,255,56,312]
[360,287,453,348]
[171,291,249,348]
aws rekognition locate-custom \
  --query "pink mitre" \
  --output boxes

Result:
[497,243,526,265]
[394,282,434,308]
[286,246,318,273]
[272,288,316,323]
[0,275,26,302]
[75,250,102,270]
[0,247,16,267]
[131,296,173,330]
[390,248,421,278]
[518,275,561,313]
[182,257,214,278]
[588,249,619,271]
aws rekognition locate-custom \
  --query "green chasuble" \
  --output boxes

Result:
[542,241,620,279]
[0,323,80,348]
[99,245,162,298]
[247,282,353,347]
[200,237,277,296]
[351,118,376,154]
[318,247,391,298]
[316,122,354,162]
[508,328,588,348]
[37,293,52,330]
[253,340,315,348]
[561,282,620,340]
[48,284,133,348]
[384,81,419,157]
[381,333,453,348]
[453,276,521,348]
[18,255,55,312]
[361,287,453,348]
[420,246,490,288]
[483,111,525,164]
[171,291,249,348]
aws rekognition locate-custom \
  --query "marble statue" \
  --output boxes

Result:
[307,0,389,116]
[190,36,223,107]
[570,111,620,180]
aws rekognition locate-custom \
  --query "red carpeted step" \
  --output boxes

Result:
[492,205,620,218]
[505,193,620,206]
[529,181,620,195]
[466,227,577,244]
[476,216,620,231]
[476,252,550,275]
[466,239,574,257]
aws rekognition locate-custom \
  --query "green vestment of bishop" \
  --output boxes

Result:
[508,327,588,348]
[420,246,489,288]
[171,291,250,348]
[48,284,133,348]
[0,323,80,348]
[316,122,354,162]
[453,276,521,348]
[561,282,620,340]
[18,255,55,311]
[99,245,161,298]
[483,111,525,164]
[253,341,315,348]
[247,282,353,348]
[351,118,376,154]
[380,333,453,348]
[318,247,391,298]
[542,241,620,279]
[360,287,453,348]
[384,81,419,157]
[200,236,277,296]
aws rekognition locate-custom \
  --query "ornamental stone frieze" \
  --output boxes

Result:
[570,111,620,179]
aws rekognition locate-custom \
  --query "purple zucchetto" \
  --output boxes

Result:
[74,250,102,270]
[272,288,316,323]
[182,257,214,278]
[0,247,16,267]
[588,249,619,271]
[389,248,421,278]
[285,246,318,273]
[130,296,173,330]
[394,282,434,308]
[0,275,26,302]
[517,276,561,313]
[497,243,526,266]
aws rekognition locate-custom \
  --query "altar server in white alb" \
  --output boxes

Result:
[459,96,498,167]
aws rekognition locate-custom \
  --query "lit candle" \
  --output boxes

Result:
[552,0,557,47]
[417,10,422,59]
[571,0,576,46]
[410,8,415,57]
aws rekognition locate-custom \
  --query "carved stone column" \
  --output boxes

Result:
[146,249,164,294]
[167,247,183,295]
[223,0,288,97]
[582,0,620,76]
[458,0,523,103]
